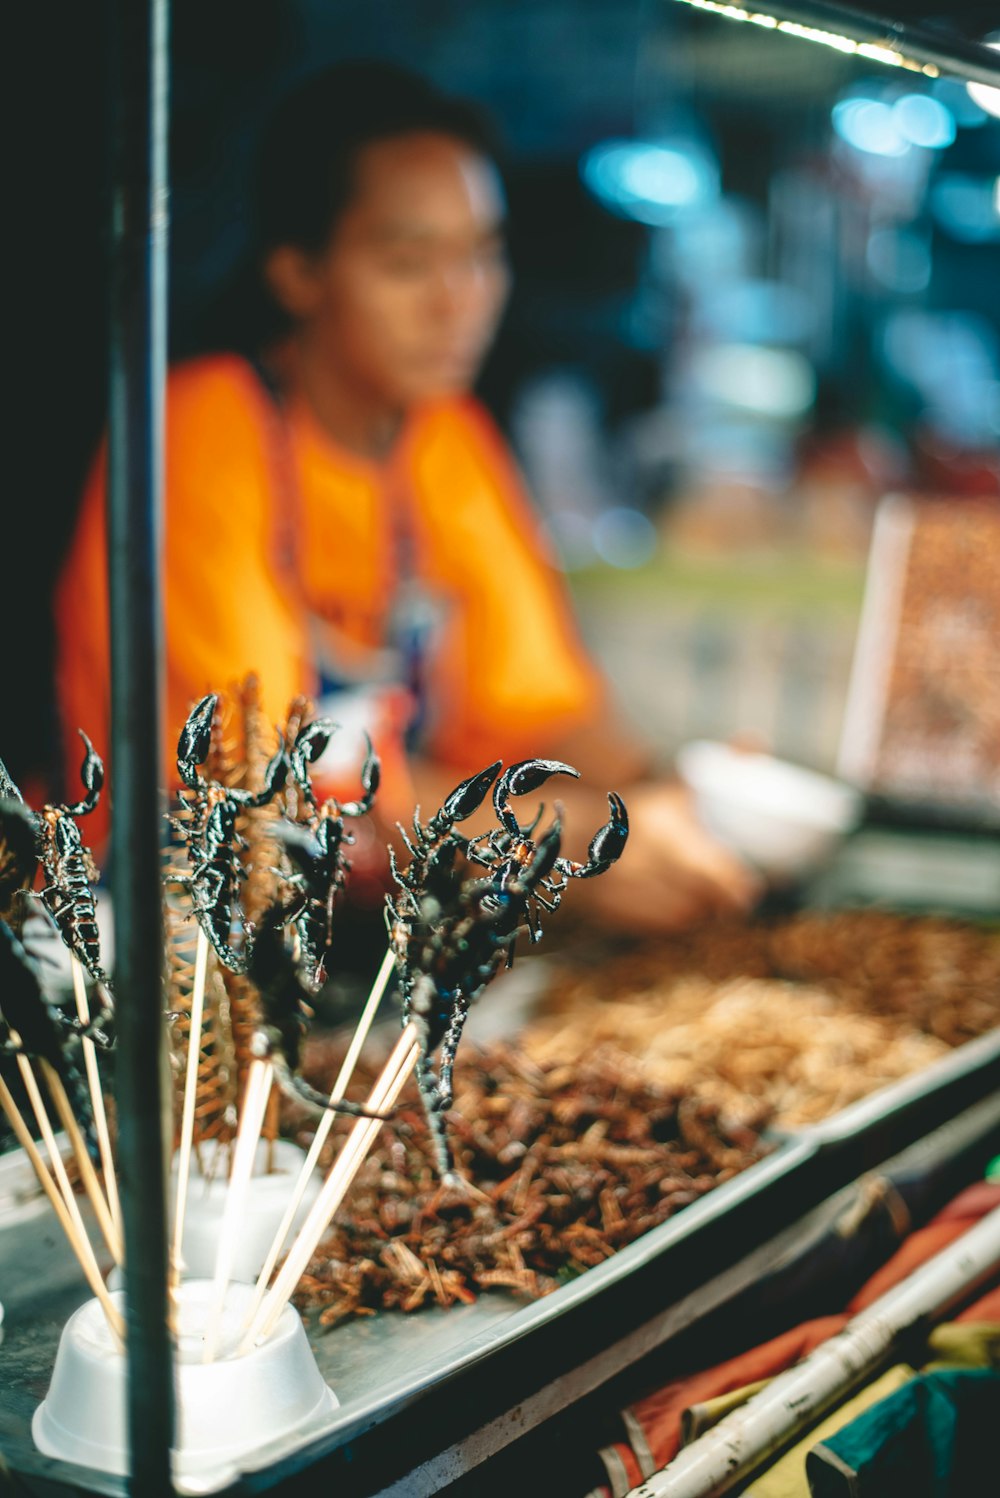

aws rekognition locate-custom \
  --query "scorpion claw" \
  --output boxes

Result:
[227,740,289,807]
[493,758,579,836]
[438,760,502,827]
[293,717,337,768]
[176,694,217,790]
[565,791,629,878]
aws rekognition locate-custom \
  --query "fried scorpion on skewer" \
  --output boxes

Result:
[281,717,381,989]
[0,917,107,1163]
[171,692,289,972]
[247,909,389,1120]
[388,758,629,1180]
[1,737,113,996]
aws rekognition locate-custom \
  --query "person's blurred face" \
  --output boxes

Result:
[275,131,509,407]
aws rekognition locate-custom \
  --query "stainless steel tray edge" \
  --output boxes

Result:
[799,1025,1000,1147]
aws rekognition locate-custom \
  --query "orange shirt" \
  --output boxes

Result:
[55,354,604,847]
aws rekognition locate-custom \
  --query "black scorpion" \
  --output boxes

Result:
[247,908,389,1119]
[172,693,289,972]
[0,735,114,998]
[468,758,629,941]
[281,718,381,988]
[388,758,628,1179]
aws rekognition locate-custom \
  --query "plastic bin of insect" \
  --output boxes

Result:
[1,679,628,1488]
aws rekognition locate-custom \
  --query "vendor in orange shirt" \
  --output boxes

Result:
[56,61,757,934]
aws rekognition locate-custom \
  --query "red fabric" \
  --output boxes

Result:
[594,1181,1000,1493]
[847,1183,1000,1312]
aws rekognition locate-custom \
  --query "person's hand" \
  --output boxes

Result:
[564,778,761,936]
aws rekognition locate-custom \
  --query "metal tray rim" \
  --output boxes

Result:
[257,1134,817,1457]
[796,1024,1000,1145]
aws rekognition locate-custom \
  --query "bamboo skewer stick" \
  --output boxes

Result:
[13,1054,125,1341]
[243,944,396,1326]
[202,1056,274,1361]
[170,925,209,1290]
[0,1073,125,1345]
[71,957,122,1238]
[16,1053,89,1225]
[239,1023,420,1353]
[39,1059,122,1265]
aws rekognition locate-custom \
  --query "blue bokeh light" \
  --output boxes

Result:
[581,139,718,225]
[832,99,909,157]
[892,94,956,150]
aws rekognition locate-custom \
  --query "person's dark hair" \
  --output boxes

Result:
[255,59,499,255]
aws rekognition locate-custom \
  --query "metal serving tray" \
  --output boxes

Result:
[3,964,998,1496]
[0,1133,818,1497]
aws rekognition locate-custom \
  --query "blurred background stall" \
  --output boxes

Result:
[11,0,999,795]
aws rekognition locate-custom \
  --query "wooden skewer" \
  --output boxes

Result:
[71,957,122,1238]
[170,925,210,1292]
[243,944,396,1326]
[201,1056,274,1362]
[38,1059,122,1265]
[9,1059,126,1344]
[238,1023,420,1353]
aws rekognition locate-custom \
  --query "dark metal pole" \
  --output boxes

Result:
[107,0,174,1493]
[669,1,1000,90]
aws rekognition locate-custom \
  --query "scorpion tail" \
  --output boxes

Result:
[272,1056,392,1121]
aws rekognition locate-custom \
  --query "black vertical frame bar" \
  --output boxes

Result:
[107,0,174,1493]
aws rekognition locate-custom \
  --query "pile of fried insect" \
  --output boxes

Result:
[0,685,628,1187]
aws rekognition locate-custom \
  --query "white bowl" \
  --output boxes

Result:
[173,1138,322,1283]
[676,740,863,881]
[33,1280,338,1491]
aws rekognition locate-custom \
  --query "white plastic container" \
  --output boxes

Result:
[174,1137,322,1283]
[33,1280,339,1492]
[676,739,863,881]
